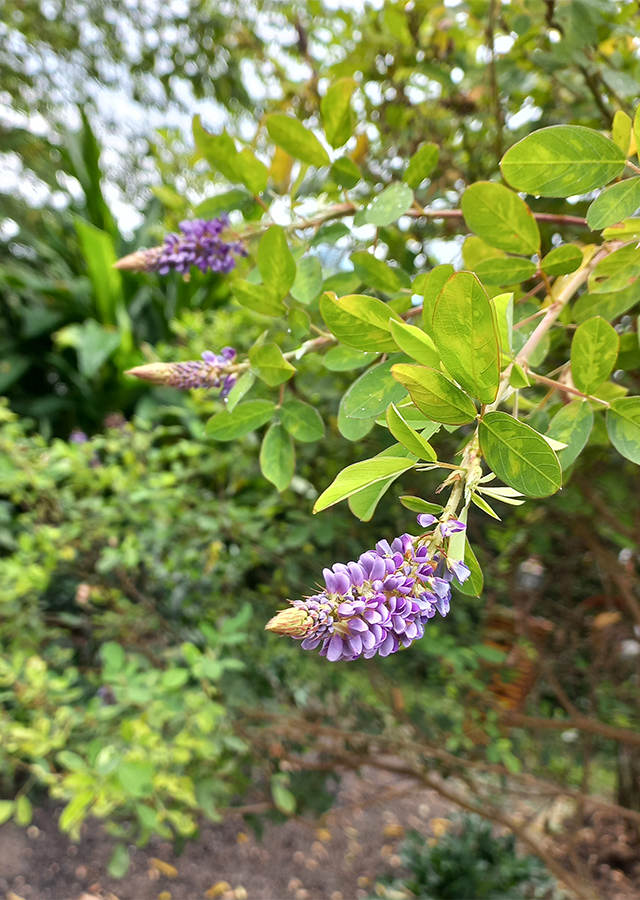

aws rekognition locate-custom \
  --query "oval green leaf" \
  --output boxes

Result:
[432,272,500,403]
[389,319,439,367]
[479,411,562,498]
[266,114,330,167]
[313,455,416,513]
[607,397,640,464]
[348,445,415,522]
[324,345,379,371]
[500,126,626,198]
[403,142,439,189]
[258,226,296,300]
[320,77,356,149]
[588,244,640,295]
[391,364,477,425]
[365,183,414,227]
[570,316,619,395]
[249,343,296,386]
[351,251,404,294]
[475,257,537,286]
[386,404,437,460]
[278,399,324,442]
[546,399,594,470]
[290,256,323,305]
[541,245,583,277]
[461,181,540,254]
[260,423,295,492]
[320,292,402,352]
[573,283,640,324]
[206,400,276,441]
[587,178,640,230]
[343,359,407,419]
[338,393,376,441]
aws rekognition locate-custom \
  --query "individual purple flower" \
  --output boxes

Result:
[265,520,471,662]
[69,429,88,444]
[114,217,247,275]
[417,514,437,528]
[439,519,466,537]
[125,348,237,395]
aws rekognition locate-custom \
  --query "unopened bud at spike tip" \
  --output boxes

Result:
[265,607,315,637]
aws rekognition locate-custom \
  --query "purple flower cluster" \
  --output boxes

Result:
[265,518,471,662]
[125,348,238,397]
[155,217,247,275]
[114,217,247,275]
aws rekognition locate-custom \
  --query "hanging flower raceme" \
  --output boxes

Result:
[114,217,247,275]
[125,348,238,397]
[265,516,471,662]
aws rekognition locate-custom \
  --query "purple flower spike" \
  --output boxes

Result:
[125,347,238,397]
[265,526,473,662]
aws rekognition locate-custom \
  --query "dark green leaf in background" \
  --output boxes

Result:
[475,257,537,286]
[338,394,376,441]
[391,364,477,425]
[570,316,619,395]
[290,256,323,305]
[573,283,640,324]
[461,181,540,254]
[500,126,626,198]
[343,359,407,419]
[351,251,404,293]
[479,411,562,497]
[331,156,361,189]
[607,397,640,464]
[323,345,379,371]
[433,272,500,403]
[279,399,324,442]
[206,400,275,440]
[260,423,295,491]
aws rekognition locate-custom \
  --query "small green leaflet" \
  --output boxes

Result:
[249,343,296,386]
[570,316,619,395]
[278,399,324,442]
[573,284,640,324]
[258,226,296,300]
[349,445,416,522]
[290,256,323,305]
[403,142,439,189]
[260,423,295,492]
[391,364,477,425]
[320,78,356,149]
[323,345,379,371]
[338,393,376,441]
[500,125,626,198]
[612,110,632,154]
[320,292,402,352]
[475,258,537,286]
[231,280,285,316]
[351,251,404,293]
[206,400,276,440]
[606,397,640,464]
[313,456,416,513]
[455,539,483,598]
[108,845,131,879]
[399,495,444,515]
[461,181,540,254]
[479,411,562,498]
[587,179,640,230]
[546,400,594,470]
[365,183,414,227]
[266,114,330,167]
[491,292,513,354]
[541,245,583,277]
[332,157,361,189]
[420,264,454,334]
[386,404,437,460]
[588,244,640,294]
[432,272,500,403]
[389,319,440,367]
[342,358,407,419]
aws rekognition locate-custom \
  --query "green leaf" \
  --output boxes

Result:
[403,142,439,189]
[206,400,276,440]
[313,456,416,513]
[587,179,640,230]
[15,795,32,826]
[386,404,437,460]
[491,292,513,354]
[455,540,483,597]
[266,114,330,167]
[0,801,14,825]
[0,354,30,393]
[479,411,562,498]
[321,78,356,149]
[271,775,296,815]
[108,844,131,879]
[192,117,240,183]
[100,641,125,674]
[500,126,626,198]
[162,668,190,690]
[225,371,255,413]
[635,107,640,165]
[607,397,640,464]
[351,251,403,293]
[343,359,407,419]
[463,236,505,269]
[331,157,361,189]
[365,183,414,227]
[236,147,268,194]
[618,332,640,370]
[249,343,296,386]
[290,256,322,305]
[349,445,415,521]
[289,307,310,340]
[461,182,540,254]
[420,265,454,333]
[279,399,324,442]
[475,257,537,286]
[117,761,154,798]
[399,495,444,515]
[589,244,640,294]
[319,292,402,352]
[338,394,376,441]
[612,110,632,154]
[547,400,594,469]
[260,424,295,491]
[258,226,296,300]
[432,272,500,403]
[75,218,123,326]
[603,218,640,241]
[195,189,254,218]
[391,364,477,425]
[56,319,121,379]
[573,283,640,324]
[389,319,439,367]
[323,345,379,371]
[541,245,583,277]
[231,279,285,316]
[59,790,93,834]
[571,316,619,394]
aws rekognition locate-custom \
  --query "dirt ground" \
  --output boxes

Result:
[1,768,640,900]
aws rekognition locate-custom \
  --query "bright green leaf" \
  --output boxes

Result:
[612,110,632,154]
[206,400,276,440]
[349,445,415,521]
[321,78,356,149]
[399,495,444,515]
[541,245,583,277]
[588,244,640,294]
[587,179,640,230]
[350,251,403,293]
[15,795,32,827]
[225,371,255,413]
[258,226,296,300]
[313,456,416,513]
[403,142,439,189]
[386,404,437,460]
[365,183,414,227]
[479,411,562,497]
[249,343,296,386]
[331,156,361,188]
[231,279,285,316]
[461,181,540,254]
[266,114,330,167]
[391,364,477,425]
[108,844,131,879]
[607,397,640,464]
[491,292,513,354]
[320,292,402,352]
[323,345,379,371]
[260,423,295,491]
[117,761,154,798]
[389,319,439,367]
[290,256,323,305]
[475,257,537,286]
[420,264,454,333]
[546,400,594,469]
[279,399,324,442]
[571,316,619,394]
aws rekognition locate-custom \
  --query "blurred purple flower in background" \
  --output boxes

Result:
[125,348,238,396]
